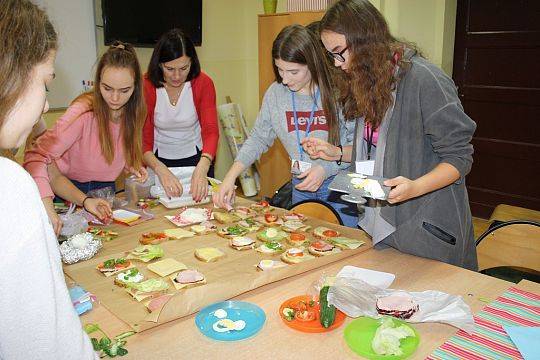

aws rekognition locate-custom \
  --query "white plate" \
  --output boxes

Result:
[337,266,395,289]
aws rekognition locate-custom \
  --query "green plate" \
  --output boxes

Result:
[343,317,420,359]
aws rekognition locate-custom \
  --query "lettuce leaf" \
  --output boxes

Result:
[130,245,164,261]
[372,318,415,356]
[129,278,169,292]
[330,237,365,249]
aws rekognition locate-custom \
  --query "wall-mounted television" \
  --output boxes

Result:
[102,0,202,47]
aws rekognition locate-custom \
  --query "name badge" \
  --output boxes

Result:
[355,160,375,176]
[291,159,312,176]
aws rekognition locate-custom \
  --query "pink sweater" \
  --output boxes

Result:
[24,103,125,198]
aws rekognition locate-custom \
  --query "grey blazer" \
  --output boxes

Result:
[353,52,478,271]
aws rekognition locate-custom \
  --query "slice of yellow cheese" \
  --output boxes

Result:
[147,258,187,277]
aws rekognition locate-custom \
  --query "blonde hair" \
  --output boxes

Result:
[87,41,146,169]
[0,0,57,127]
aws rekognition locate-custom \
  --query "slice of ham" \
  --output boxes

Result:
[311,241,334,252]
[175,269,205,284]
[147,294,173,312]
[376,293,419,319]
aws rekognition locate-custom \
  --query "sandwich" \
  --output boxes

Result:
[282,220,311,233]
[308,240,341,256]
[280,247,315,264]
[237,218,262,232]
[250,200,271,212]
[114,268,144,287]
[229,236,256,251]
[256,259,287,271]
[194,247,226,262]
[313,226,340,240]
[87,227,119,242]
[126,278,169,302]
[329,236,365,250]
[170,269,206,290]
[96,258,132,276]
[146,258,187,277]
[217,225,249,239]
[255,212,283,226]
[376,293,419,319]
[190,221,217,235]
[287,232,309,247]
[213,211,241,224]
[126,244,164,262]
[233,206,255,220]
[139,232,169,245]
[281,212,306,222]
[256,227,287,242]
[255,241,284,254]
[163,228,196,240]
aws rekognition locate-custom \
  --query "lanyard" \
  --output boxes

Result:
[292,88,320,161]
[366,124,374,160]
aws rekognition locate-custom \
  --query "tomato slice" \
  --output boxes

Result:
[114,260,131,270]
[289,233,306,241]
[259,200,269,207]
[295,310,316,322]
[265,213,278,222]
[322,229,338,237]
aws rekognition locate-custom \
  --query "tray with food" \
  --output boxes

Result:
[328,171,391,202]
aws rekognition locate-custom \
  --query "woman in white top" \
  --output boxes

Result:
[143,28,220,202]
[0,1,96,358]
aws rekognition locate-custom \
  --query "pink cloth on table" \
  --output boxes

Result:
[24,102,125,198]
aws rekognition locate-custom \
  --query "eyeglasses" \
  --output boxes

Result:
[328,47,348,62]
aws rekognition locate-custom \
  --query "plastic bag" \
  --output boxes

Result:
[327,276,475,333]
[59,204,88,237]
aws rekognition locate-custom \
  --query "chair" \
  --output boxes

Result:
[476,207,540,283]
[288,199,343,225]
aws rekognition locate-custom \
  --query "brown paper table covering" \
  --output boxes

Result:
[64,198,372,332]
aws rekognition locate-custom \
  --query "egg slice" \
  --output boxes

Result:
[214,309,227,319]
[234,320,246,331]
[213,319,236,332]
[266,228,278,238]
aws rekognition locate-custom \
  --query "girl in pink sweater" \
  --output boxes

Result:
[24,42,147,234]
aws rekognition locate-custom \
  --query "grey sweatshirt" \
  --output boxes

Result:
[236,82,352,177]
[356,51,478,270]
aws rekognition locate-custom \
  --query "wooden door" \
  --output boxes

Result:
[453,0,540,218]
[257,11,325,199]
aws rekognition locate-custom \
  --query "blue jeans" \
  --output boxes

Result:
[291,176,358,228]
[53,180,116,204]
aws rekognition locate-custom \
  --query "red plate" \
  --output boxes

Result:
[278,295,346,333]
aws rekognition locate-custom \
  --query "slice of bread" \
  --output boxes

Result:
[194,247,226,262]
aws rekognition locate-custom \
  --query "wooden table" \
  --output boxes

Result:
[67,201,538,359]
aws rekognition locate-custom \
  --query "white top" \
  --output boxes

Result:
[153,82,202,159]
[0,157,97,360]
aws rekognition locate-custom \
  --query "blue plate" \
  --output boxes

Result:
[195,301,266,341]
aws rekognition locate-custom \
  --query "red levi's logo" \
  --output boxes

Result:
[286,110,328,133]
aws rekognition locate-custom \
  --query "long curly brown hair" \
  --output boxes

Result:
[320,0,415,128]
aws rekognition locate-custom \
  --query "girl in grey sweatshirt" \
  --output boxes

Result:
[214,25,357,227]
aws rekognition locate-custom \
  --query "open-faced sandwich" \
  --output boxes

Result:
[308,240,341,256]
[376,293,419,319]
[282,220,311,233]
[87,227,119,242]
[96,258,132,276]
[256,227,287,242]
[329,236,365,250]
[287,232,309,247]
[194,247,226,262]
[114,268,144,287]
[233,206,256,220]
[313,226,340,240]
[255,241,284,254]
[280,247,315,264]
[126,244,164,263]
[190,221,218,235]
[256,259,287,271]
[126,278,169,302]
[250,200,272,212]
[217,225,249,239]
[163,227,196,240]
[237,218,262,232]
[147,258,187,277]
[281,212,307,222]
[213,211,241,224]
[229,236,256,251]
[255,212,283,227]
[140,232,169,245]
[169,269,206,290]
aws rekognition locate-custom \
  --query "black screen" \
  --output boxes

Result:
[102,0,202,47]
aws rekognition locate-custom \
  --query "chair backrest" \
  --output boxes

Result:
[289,199,343,225]
[476,220,540,272]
